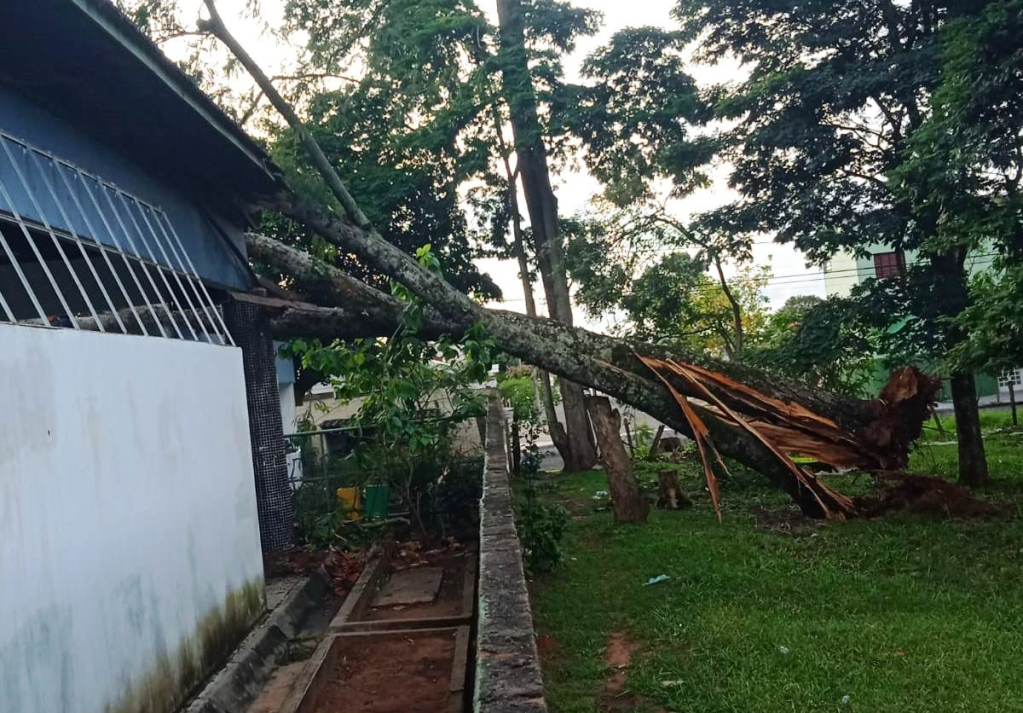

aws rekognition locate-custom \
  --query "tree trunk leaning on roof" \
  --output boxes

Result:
[493,0,598,473]
[201,3,936,519]
[244,232,936,521]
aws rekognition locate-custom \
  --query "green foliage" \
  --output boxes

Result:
[515,423,569,575]
[497,365,541,424]
[263,0,604,291]
[664,0,1022,377]
[566,215,770,361]
[952,264,1023,373]
[748,295,876,396]
[284,246,496,536]
[570,27,713,207]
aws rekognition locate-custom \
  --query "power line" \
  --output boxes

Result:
[490,254,1000,304]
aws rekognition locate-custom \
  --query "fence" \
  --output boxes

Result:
[283,421,486,544]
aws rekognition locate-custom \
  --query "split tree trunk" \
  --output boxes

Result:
[495,0,597,473]
[244,231,934,518]
[950,372,989,486]
[586,396,648,523]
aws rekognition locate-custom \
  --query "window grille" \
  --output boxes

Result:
[999,368,1023,389]
[0,130,233,345]
[873,251,905,280]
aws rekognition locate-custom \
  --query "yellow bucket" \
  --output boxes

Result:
[336,487,362,521]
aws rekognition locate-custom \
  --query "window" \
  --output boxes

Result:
[873,251,905,279]
[999,369,1023,389]
[0,130,232,345]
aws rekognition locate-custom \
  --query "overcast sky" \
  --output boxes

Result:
[170,0,827,329]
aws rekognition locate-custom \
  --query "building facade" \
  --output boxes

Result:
[823,245,1012,401]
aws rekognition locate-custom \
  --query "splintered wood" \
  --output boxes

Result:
[638,357,940,520]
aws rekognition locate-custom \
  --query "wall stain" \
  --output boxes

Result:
[103,579,265,713]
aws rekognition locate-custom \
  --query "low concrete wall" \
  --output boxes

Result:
[474,396,547,712]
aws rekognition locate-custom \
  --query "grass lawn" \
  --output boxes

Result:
[527,412,1023,712]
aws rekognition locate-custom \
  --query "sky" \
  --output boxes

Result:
[166,0,828,330]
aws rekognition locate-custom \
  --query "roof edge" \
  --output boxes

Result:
[72,0,280,190]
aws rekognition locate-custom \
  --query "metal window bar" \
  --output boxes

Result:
[0,154,78,327]
[156,211,234,345]
[0,129,231,345]
[129,196,221,343]
[28,151,128,334]
[113,190,198,341]
[150,208,231,345]
[84,174,180,339]
[0,193,48,324]
[62,167,156,337]
[0,140,99,330]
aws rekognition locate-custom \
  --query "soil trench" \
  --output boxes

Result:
[246,542,475,713]
[313,632,457,713]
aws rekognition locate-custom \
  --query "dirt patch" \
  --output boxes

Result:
[536,634,560,665]
[601,632,642,710]
[313,632,456,713]
[854,474,1001,519]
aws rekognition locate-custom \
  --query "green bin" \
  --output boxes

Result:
[362,484,390,520]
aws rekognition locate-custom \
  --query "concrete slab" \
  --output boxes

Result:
[372,567,444,607]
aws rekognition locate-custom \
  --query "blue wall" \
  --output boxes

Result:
[0,87,251,290]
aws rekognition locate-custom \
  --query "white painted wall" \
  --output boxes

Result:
[0,325,264,713]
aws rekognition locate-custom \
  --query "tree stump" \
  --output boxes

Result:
[657,469,692,510]
[586,396,649,523]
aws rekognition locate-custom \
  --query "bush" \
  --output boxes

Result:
[519,498,569,575]
[515,425,569,575]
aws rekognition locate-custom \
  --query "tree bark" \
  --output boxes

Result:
[586,396,648,523]
[929,251,990,487]
[951,372,989,486]
[713,255,744,358]
[648,425,666,461]
[497,131,571,465]
[495,0,597,473]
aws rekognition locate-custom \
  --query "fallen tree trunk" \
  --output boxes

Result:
[246,233,936,519]
[199,6,935,519]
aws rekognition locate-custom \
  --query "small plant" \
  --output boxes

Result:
[516,423,569,575]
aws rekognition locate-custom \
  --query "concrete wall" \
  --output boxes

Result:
[0,324,264,713]
[474,396,547,713]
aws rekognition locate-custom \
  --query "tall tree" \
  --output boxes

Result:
[565,207,768,362]
[670,0,1022,486]
[495,0,601,471]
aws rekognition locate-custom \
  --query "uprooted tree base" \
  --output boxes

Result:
[854,474,1001,519]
